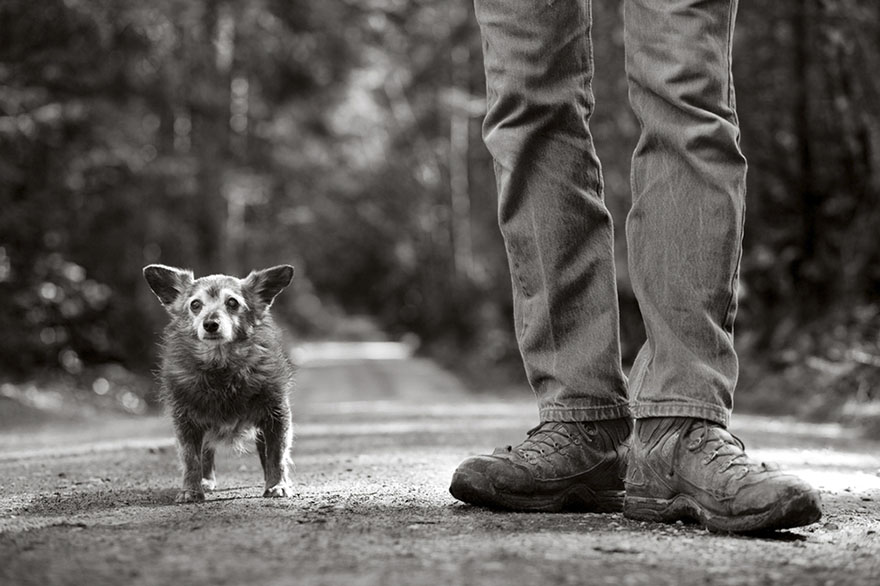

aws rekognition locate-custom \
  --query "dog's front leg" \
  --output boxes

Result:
[259,408,293,498]
[201,442,217,492]
[175,419,206,503]
[255,430,268,484]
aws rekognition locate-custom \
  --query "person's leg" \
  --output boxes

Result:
[622,0,821,531]
[479,0,629,421]
[625,0,743,425]
[449,0,630,511]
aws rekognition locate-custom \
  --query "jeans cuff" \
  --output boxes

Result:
[630,401,730,427]
[539,403,632,423]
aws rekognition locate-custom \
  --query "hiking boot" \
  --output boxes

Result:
[623,418,822,532]
[449,419,631,512]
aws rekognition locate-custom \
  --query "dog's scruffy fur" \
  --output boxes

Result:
[144,263,295,503]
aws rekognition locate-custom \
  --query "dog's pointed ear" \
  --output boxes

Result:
[143,264,194,308]
[243,265,294,312]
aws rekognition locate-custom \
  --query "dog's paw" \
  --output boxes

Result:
[201,478,216,492]
[175,489,206,504]
[263,484,293,498]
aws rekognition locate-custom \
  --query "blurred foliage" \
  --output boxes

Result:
[733,0,880,420]
[1,0,879,421]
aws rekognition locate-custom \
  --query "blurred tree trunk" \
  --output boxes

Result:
[791,0,822,313]
[447,1,474,284]
[191,0,232,274]
[826,0,880,299]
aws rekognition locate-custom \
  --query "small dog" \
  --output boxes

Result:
[143,263,296,503]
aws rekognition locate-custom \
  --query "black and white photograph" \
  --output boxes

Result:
[1,0,878,584]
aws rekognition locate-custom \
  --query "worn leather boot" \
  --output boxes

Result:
[449,419,631,512]
[624,418,822,532]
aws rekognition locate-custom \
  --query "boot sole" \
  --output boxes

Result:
[450,468,624,513]
[623,490,822,533]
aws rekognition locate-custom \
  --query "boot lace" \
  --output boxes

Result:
[512,422,593,462]
[674,420,752,479]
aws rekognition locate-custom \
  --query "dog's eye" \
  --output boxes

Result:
[226,298,239,311]
[190,299,203,313]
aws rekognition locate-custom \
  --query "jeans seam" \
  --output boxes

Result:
[630,400,730,426]
[540,404,633,423]
[541,401,630,409]
[582,0,603,197]
[726,0,736,110]
[720,0,744,334]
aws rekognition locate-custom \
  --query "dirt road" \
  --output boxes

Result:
[1,343,879,585]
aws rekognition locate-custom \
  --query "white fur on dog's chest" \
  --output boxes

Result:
[204,420,256,448]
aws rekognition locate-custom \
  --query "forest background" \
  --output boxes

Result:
[1,0,879,430]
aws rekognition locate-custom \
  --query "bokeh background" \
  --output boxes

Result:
[1,0,878,430]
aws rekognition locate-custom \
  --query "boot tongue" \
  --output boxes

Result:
[533,421,569,433]
[636,416,692,445]
[684,420,735,445]
[684,419,710,440]
[683,423,749,472]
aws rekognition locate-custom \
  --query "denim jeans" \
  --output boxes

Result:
[475,0,746,427]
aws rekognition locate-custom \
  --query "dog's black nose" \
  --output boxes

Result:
[204,320,220,333]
